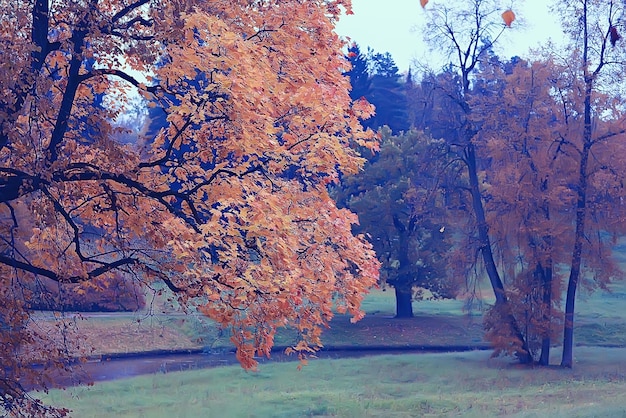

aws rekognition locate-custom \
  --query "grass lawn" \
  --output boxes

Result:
[33,280,626,417]
[38,283,625,357]
[28,255,626,417]
[40,347,626,417]
[27,289,490,358]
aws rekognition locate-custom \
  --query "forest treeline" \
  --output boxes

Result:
[337,0,626,368]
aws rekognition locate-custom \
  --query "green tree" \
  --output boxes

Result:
[345,43,371,102]
[367,52,409,133]
[345,45,409,133]
[335,128,456,318]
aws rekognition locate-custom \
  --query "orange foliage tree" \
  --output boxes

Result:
[0,0,379,414]
[553,0,626,368]
[470,57,575,364]
[420,0,532,363]
[466,0,626,365]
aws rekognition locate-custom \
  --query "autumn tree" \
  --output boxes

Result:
[472,38,626,367]
[469,56,573,364]
[0,0,379,415]
[420,0,532,362]
[334,128,457,318]
[550,0,626,368]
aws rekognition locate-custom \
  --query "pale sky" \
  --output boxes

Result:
[334,0,564,72]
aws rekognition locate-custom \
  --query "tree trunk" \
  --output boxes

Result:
[562,144,589,368]
[539,261,553,366]
[465,143,533,364]
[562,1,593,366]
[394,287,414,318]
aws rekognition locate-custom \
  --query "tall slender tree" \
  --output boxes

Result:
[345,43,372,102]
[470,56,572,364]
[421,0,532,362]
[553,0,626,368]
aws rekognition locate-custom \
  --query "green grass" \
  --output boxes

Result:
[359,289,478,317]
[40,347,626,417]
[43,277,626,355]
[33,263,626,417]
[139,289,488,352]
[36,283,625,358]
[165,284,626,351]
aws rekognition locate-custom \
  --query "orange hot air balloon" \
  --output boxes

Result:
[420,0,428,8]
[501,9,515,27]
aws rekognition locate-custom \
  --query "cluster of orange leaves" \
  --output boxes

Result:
[0,0,380,413]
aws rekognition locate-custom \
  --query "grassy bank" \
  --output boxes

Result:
[40,347,626,417]
[33,279,626,416]
[28,289,489,357]
[28,281,626,358]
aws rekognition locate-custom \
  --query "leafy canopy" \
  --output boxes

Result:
[0,0,379,414]
[335,129,455,300]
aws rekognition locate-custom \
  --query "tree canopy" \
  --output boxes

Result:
[334,128,456,317]
[415,0,626,366]
[0,0,379,415]
[345,44,409,133]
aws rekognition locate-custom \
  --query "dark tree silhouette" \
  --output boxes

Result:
[345,45,409,133]
[335,128,456,318]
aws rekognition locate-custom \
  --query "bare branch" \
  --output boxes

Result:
[111,0,151,24]
[0,253,140,284]
[78,68,159,93]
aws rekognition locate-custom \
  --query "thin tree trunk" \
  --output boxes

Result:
[539,261,553,366]
[394,287,414,318]
[465,143,533,364]
[562,143,589,368]
[453,30,531,363]
[562,0,593,366]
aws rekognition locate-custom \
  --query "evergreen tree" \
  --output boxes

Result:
[335,128,457,318]
[367,52,409,133]
[345,43,371,101]
[345,45,409,134]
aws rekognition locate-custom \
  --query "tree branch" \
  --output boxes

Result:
[45,25,88,164]
[39,186,91,264]
[0,253,139,284]
[591,127,626,146]
[78,68,159,94]
[111,0,151,24]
